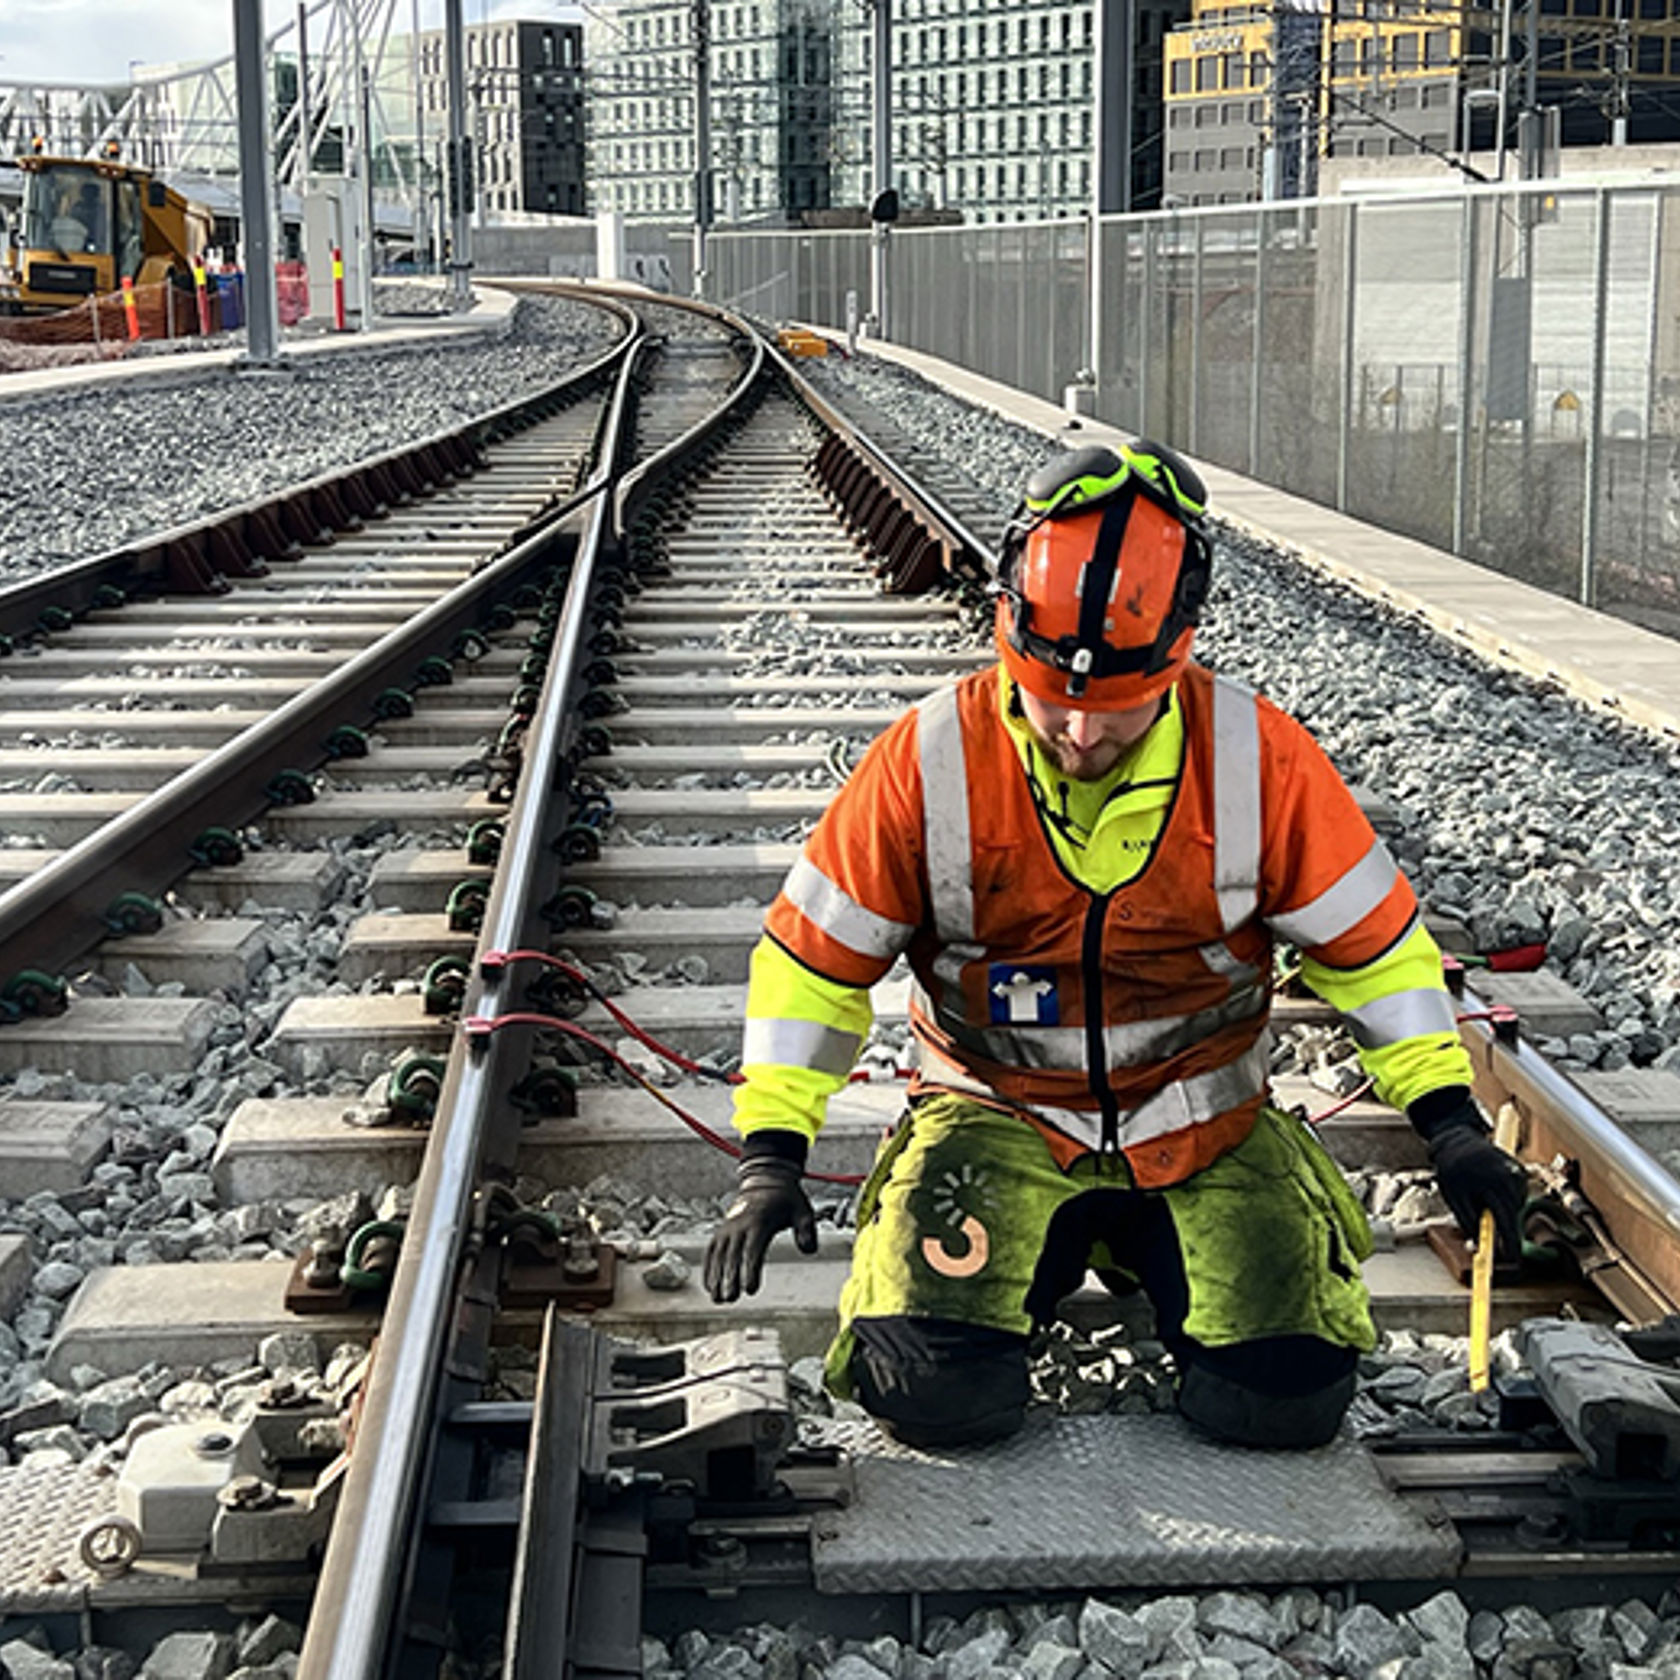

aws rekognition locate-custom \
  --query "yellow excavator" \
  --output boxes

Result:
[1,146,212,316]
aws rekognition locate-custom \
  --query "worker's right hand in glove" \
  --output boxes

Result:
[703,1130,818,1303]
[1410,1089,1527,1262]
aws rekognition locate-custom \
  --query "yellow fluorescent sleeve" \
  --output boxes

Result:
[734,936,875,1142]
[1303,921,1472,1111]
[1356,1033,1475,1115]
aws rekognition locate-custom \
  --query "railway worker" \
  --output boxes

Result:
[704,440,1528,1451]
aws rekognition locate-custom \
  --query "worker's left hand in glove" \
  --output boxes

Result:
[703,1129,819,1304]
[1409,1089,1527,1261]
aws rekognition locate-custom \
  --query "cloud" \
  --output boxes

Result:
[6,0,233,82]
[4,0,587,87]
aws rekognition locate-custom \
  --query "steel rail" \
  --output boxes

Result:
[298,314,650,1680]
[1460,980,1680,1319]
[297,288,1051,1675]
[612,297,767,542]
[0,291,636,644]
[769,335,996,587]
[0,341,637,988]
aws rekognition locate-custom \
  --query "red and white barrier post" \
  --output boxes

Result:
[332,248,346,332]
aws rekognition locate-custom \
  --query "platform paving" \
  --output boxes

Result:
[0,283,520,404]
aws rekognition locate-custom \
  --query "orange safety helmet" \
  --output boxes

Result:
[994,440,1213,710]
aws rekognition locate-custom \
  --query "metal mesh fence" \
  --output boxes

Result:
[710,229,869,331]
[708,184,1680,630]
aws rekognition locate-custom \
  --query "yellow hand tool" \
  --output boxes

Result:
[1468,1102,1522,1392]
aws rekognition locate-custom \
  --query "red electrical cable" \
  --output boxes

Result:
[483,948,739,1082]
[1302,1076,1375,1126]
[463,1009,866,1186]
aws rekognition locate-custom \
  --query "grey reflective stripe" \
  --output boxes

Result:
[1212,677,1261,934]
[925,985,1268,1073]
[1267,838,1399,951]
[918,685,974,944]
[1119,1038,1271,1149]
[1197,939,1260,993]
[914,1039,1269,1155]
[1343,986,1459,1050]
[783,855,914,962]
[741,1015,862,1077]
[931,941,985,992]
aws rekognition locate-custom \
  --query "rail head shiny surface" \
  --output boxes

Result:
[300,326,653,1680]
[1462,979,1680,1255]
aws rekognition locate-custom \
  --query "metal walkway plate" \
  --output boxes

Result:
[811,1412,1460,1594]
[0,1463,313,1615]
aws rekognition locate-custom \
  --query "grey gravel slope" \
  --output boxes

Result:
[0,292,619,584]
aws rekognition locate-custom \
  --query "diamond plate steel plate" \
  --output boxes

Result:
[0,1463,316,1615]
[811,1413,1460,1594]
[0,1461,120,1614]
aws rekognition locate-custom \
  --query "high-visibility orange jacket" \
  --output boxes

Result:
[757,662,1462,1188]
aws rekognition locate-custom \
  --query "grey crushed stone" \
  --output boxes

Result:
[0,292,619,585]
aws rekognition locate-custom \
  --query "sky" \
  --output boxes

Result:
[4,0,584,87]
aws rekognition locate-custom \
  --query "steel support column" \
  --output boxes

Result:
[233,0,282,365]
[1336,201,1358,514]
[1248,210,1269,478]
[1581,186,1611,608]
[1452,194,1478,554]
[445,0,473,310]
[692,0,713,299]
[869,0,892,339]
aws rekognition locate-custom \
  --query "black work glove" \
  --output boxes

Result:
[703,1130,818,1304]
[1410,1088,1527,1262]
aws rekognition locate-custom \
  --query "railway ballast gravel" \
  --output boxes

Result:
[0,290,619,585]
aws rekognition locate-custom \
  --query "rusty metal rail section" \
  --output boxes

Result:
[297,315,650,1680]
[294,287,1002,1680]
[787,352,992,596]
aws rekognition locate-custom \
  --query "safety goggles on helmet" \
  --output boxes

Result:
[1020,438,1208,524]
[994,439,1212,707]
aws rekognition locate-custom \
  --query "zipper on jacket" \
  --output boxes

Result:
[1082,892,1122,1160]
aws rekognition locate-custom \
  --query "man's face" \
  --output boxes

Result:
[1018,687,1162,781]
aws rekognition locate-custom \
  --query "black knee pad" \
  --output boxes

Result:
[1176,1338,1358,1449]
[849,1316,1030,1447]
